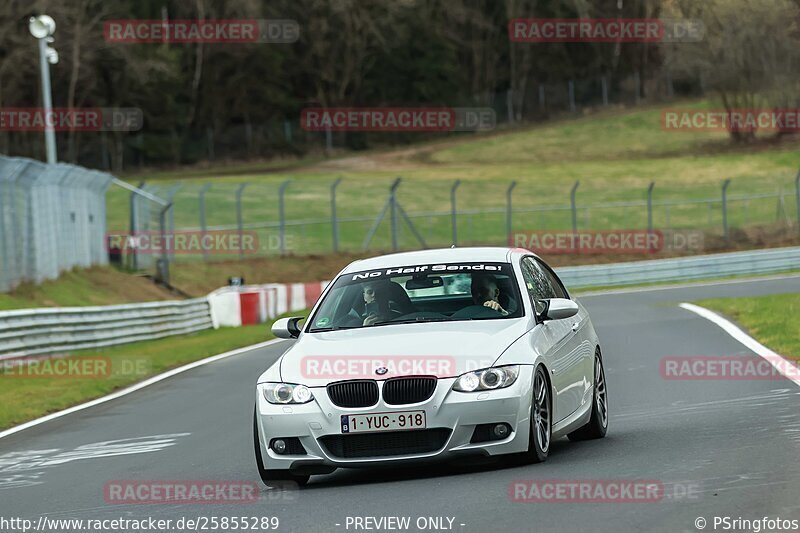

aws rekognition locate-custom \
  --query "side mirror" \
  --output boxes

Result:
[542,298,579,321]
[271,317,304,339]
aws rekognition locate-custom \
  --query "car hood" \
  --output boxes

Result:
[279,319,529,386]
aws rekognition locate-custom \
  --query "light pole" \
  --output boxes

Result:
[29,15,58,164]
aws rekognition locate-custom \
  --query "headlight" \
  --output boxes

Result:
[452,366,519,392]
[262,383,314,404]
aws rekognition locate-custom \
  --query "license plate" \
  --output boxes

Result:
[341,410,426,434]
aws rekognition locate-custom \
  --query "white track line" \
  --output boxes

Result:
[679,302,800,388]
[0,338,285,441]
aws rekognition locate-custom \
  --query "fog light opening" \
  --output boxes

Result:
[272,439,287,454]
[493,423,510,439]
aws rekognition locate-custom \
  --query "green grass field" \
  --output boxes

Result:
[110,100,800,256]
[0,321,280,430]
[696,293,800,359]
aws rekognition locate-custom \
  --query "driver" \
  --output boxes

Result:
[471,274,509,316]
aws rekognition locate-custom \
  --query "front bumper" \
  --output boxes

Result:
[255,367,535,473]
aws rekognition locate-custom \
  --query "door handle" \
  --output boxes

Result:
[571,322,579,332]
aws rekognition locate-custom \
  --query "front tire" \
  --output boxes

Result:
[517,365,551,464]
[253,407,309,487]
[568,349,608,441]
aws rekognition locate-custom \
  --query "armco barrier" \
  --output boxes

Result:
[555,246,800,289]
[0,282,326,360]
[0,298,212,360]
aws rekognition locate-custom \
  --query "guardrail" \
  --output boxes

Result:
[1,247,797,359]
[556,247,800,289]
[0,298,212,359]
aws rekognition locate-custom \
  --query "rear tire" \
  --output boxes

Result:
[253,407,309,487]
[568,349,608,441]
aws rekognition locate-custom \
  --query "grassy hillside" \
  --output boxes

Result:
[0,267,178,310]
[5,100,800,309]
[109,100,800,254]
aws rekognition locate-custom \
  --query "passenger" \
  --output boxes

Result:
[471,274,509,316]
[361,282,392,325]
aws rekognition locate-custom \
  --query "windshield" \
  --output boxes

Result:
[307,262,523,332]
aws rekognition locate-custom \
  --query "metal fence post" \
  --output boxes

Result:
[795,169,800,235]
[284,121,292,144]
[129,181,145,270]
[601,76,609,106]
[198,183,212,261]
[451,180,461,246]
[157,202,172,285]
[506,181,517,245]
[570,181,580,233]
[331,177,342,252]
[390,178,402,252]
[0,170,7,291]
[206,128,215,161]
[722,178,732,243]
[163,184,182,262]
[647,182,655,232]
[538,84,545,111]
[568,80,576,112]
[278,180,290,255]
[235,183,249,258]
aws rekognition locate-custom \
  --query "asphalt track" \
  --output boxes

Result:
[2,275,800,533]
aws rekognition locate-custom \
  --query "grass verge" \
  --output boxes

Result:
[0,321,287,431]
[695,293,800,359]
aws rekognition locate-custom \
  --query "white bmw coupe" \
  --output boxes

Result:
[254,247,608,485]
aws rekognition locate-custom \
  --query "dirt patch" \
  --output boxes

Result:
[307,137,471,173]
[169,252,373,296]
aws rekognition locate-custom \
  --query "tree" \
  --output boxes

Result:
[663,0,800,141]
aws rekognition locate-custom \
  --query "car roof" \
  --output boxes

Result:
[341,247,532,274]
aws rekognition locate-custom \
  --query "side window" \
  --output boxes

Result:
[520,257,555,315]
[536,259,569,299]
